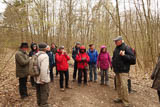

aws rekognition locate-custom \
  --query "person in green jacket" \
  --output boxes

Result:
[15,42,30,99]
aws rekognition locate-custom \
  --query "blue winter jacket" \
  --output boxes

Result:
[46,51,55,68]
[87,49,98,64]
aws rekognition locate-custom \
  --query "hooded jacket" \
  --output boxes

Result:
[97,46,112,70]
[76,46,90,69]
[55,50,70,71]
[29,43,38,57]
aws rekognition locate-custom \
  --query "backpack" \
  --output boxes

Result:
[125,46,136,65]
[28,53,43,76]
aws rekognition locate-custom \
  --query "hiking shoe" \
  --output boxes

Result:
[66,86,72,89]
[94,80,97,83]
[113,99,123,103]
[72,79,76,82]
[88,80,92,82]
[100,83,104,85]
[60,88,65,92]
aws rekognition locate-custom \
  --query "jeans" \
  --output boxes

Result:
[73,61,78,80]
[59,70,69,88]
[101,69,109,84]
[89,64,97,81]
[19,77,28,98]
[78,69,87,84]
[36,83,49,107]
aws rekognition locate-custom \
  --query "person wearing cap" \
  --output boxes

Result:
[72,42,81,81]
[15,42,30,99]
[46,45,55,82]
[87,44,98,82]
[34,43,51,107]
[76,46,90,85]
[112,36,134,107]
[29,42,38,87]
[56,46,70,91]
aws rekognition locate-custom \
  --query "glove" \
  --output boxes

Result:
[81,57,86,61]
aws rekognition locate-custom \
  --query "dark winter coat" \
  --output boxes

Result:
[29,43,38,57]
[87,49,98,64]
[51,47,57,54]
[15,49,30,78]
[46,51,55,68]
[112,43,134,73]
[151,57,160,90]
[72,46,80,61]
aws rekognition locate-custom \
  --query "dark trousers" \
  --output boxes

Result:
[78,69,87,84]
[30,76,36,87]
[59,70,69,88]
[19,77,28,98]
[157,90,160,102]
[36,83,49,107]
[50,67,54,81]
[73,61,78,79]
[56,66,58,76]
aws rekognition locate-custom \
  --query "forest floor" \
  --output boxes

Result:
[0,54,160,107]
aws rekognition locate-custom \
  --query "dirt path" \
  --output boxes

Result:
[0,60,160,107]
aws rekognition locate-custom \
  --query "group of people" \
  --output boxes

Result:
[15,36,137,107]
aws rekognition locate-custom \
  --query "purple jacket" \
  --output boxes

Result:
[97,46,112,70]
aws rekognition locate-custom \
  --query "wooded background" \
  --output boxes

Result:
[0,0,160,73]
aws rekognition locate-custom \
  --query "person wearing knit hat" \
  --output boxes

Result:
[38,43,47,51]
[15,42,30,99]
[34,43,51,106]
[72,42,81,81]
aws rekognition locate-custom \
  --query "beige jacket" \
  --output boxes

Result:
[34,51,50,84]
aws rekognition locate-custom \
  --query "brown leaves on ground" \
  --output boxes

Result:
[0,60,159,107]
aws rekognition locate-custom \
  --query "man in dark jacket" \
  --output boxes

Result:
[112,36,134,107]
[29,43,38,87]
[15,43,30,99]
[87,44,98,82]
[151,47,160,103]
[46,45,55,82]
[72,42,81,81]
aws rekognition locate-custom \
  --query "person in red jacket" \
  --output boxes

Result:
[56,46,70,91]
[76,46,90,85]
